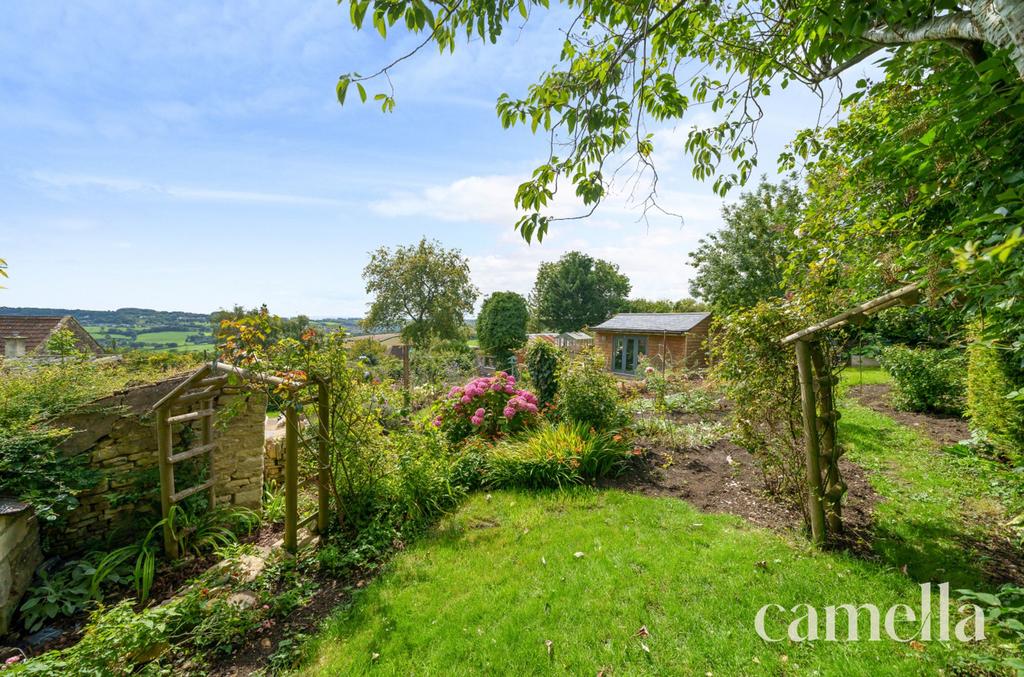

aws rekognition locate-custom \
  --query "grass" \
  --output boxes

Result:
[840,365,891,388]
[301,490,971,675]
[839,401,1021,588]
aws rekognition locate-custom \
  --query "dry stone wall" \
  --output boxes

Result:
[0,500,42,636]
[48,375,267,555]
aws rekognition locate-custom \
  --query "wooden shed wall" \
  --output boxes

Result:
[593,316,712,371]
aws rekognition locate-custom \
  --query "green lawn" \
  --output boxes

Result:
[301,490,970,675]
[841,365,891,387]
[135,330,195,344]
[294,369,1021,675]
[840,402,1021,588]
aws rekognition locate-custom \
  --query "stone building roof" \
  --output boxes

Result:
[592,312,712,334]
[0,315,104,356]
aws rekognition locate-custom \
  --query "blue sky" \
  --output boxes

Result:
[0,1,850,317]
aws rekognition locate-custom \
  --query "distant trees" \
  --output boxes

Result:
[212,305,311,346]
[531,251,630,331]
[688,179,801,313]
[363,238,479,347]
[619,298,707,313]
[476,292,529,364]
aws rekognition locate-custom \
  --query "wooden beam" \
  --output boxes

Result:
[150,365,211,411]
[168,442,217,464]
[166,408,216,425]
[211,361,305,390]
[155,406,178,559]
[795,340,827,547]
[284,403,299,553]
[781,283,919,345]
[173,386,220,407]
[170,478,215,504]
[317,379,330,534]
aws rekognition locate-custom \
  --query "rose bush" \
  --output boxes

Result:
[433,372,539,442]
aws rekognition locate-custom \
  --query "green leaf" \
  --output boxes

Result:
[336,78,351,106]
[920,127,937,146]
[356,82,367,103]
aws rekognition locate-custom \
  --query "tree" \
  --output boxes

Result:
[688,179,801,313]
[336,0,1024,241]
[363,238,479,347]
[476,291,529,365]
[531,252,631,332]
[619,297,708,313]
[45,328,84,364]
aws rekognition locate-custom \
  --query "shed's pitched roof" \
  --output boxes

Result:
[560,331,592,341]
[0,315,104,355]
[592,312,711,334]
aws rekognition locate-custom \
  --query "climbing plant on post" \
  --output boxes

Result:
[781,282,921,546]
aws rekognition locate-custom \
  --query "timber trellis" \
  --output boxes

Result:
[781,282,921,547]
[150,361,330,558]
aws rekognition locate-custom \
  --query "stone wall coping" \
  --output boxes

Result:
[0,498,31,516]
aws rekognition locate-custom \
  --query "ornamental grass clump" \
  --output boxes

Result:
[434,372,539,442]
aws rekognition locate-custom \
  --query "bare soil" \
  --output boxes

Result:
[846,383,970,447]
[603,402,879,548]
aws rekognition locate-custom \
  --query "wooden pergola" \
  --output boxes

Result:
[150,361,331,558]
[780,282,921,546]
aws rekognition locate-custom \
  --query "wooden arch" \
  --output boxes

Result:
[150,361,329,558]
[781,283,921,546]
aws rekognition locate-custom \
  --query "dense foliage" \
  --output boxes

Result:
[524,337,561,408]
[688,179,800,312]
[709,302,809,513]
[362,237,478,347]
[433,372,539,443]
[967,340,1024,461]
[557,348,623,431]
[531,251,630,332]
[486,422,631,489]
[879,345,967,414]
[476,291,529,365]
[618,298,707,313]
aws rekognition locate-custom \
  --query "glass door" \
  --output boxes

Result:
[612,336,647,374]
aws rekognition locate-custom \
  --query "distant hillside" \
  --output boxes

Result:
[0,306,210,326]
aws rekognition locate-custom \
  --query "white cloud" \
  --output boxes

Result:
[29,172,351,207]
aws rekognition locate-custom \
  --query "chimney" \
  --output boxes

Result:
[4,336,26,358]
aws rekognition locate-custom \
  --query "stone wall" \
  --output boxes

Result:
[0,500,42,637]
[48,375,267,555]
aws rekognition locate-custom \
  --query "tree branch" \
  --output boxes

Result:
[861,11,982,47]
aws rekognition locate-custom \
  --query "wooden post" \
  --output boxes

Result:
[810,342,845,535]
[316,380,330,534]
[795,340,827,547]
[284,403,298,553]
[156,406,178,559]
[402,343,410,390]
[201,396,215,511]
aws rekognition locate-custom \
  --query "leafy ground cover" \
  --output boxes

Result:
[300,490,966,675]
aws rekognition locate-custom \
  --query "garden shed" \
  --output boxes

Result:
[592,312,712,374]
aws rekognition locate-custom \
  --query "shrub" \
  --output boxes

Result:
[0,427,99,523]
[525,337,561,407]
[433,372,539,442]
[557,348,623,430]
[966,340,1024,461]
[476,291,529,365]
[410,341,475,386]
[879,345,967,414]
[709,301,809,510]
[486,422,630,489]
[388,428,465,528]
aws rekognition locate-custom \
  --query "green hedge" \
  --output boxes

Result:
[967,341,1024,460]
[879,345,966,414]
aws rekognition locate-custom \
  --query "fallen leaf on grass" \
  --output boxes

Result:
[574,551,585,559]
[640,642,650,654]
[545,639,554,659]
[909,640,925,652]
[635,625,650,637]
[371,653,380,662]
